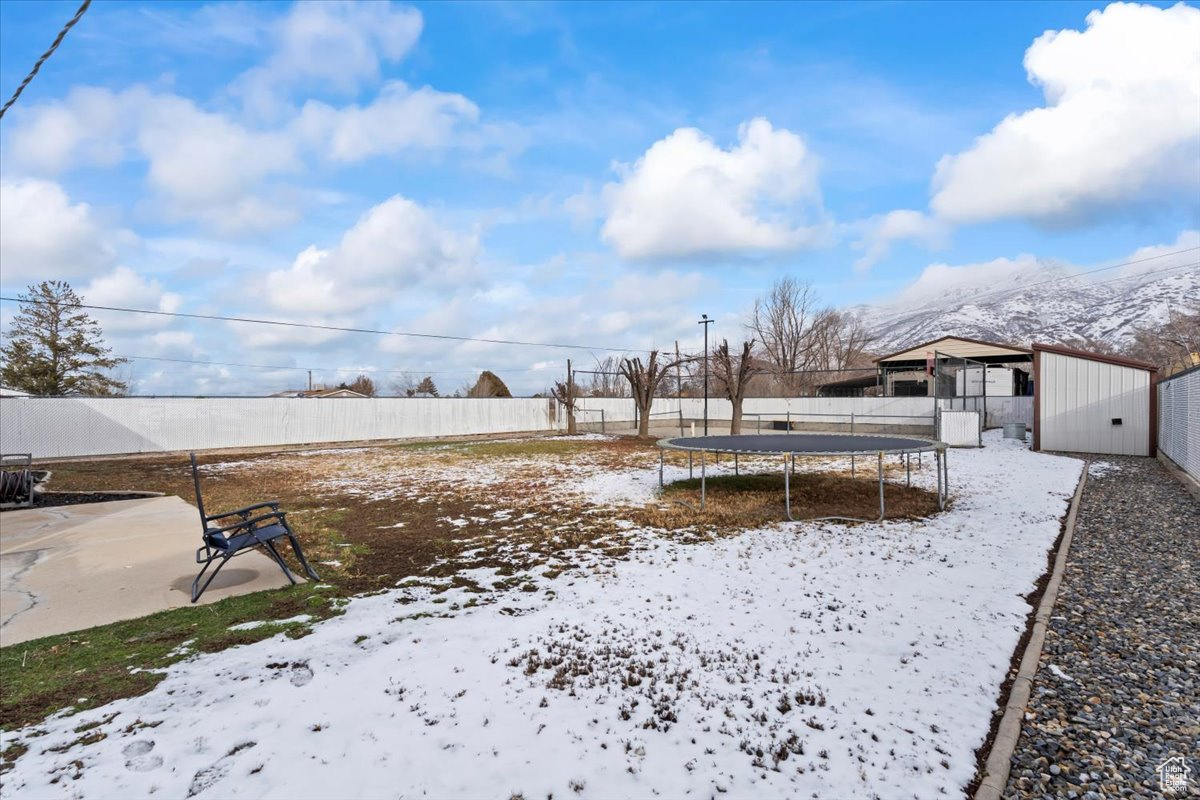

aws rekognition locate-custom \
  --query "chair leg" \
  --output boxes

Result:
[192,555,229,603]
[286,534,321,581]
[262,539,299,585]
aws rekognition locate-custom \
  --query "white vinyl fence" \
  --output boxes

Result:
[576,396,938,432]
[1158,366,1199,481]
[0,397,560,459]
[1,395,950,459]
[936,396,1033,429]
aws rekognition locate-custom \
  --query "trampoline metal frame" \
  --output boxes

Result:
[656,433,948,524]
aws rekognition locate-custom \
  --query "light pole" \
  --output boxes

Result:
[698,313,714,435]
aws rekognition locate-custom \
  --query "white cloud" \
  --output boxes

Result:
[599,118,826,260]
[0,179,133,284]
[81,267,182,332]
[1119,229,1200,276]
[852,210,950,273]
[232,1,424,115]
[262,195,481,317]
[294,82,479,162]
[4,86,133,173]
[931,2,1200,225]
[135,94,301,233]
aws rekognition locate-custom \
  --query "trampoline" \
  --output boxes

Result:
[656,433,948,523]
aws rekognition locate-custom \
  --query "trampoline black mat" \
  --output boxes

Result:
[658,433,940,455]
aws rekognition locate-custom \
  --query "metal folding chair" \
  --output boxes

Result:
[188,452,319,603]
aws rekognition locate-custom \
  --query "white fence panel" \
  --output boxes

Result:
[1158,367,1200,481]
[0,397,558,459]
[577,396,937,431]
[938,410,982,447]
[938,396,1033,429]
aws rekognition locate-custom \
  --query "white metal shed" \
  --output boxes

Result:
[1033,344,1158,456]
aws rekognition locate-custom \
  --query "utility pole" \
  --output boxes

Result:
[566,358,575,435]
[698,314,714,435]
[307,370,312,391]
[675,339,682,401]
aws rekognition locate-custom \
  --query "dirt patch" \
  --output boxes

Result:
[638,471,941,531]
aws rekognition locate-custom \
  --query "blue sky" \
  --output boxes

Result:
[1,0,1197,395]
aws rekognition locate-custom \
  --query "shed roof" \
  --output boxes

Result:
[875,335,1032,366]
[1032,343,1158,372]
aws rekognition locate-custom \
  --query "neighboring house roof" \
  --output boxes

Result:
[875,335,1032,365]
[1032,343,1158,372]
[0,386,32,397]
[269,388,369,398]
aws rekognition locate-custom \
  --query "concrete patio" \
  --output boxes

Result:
[0,496,303,646]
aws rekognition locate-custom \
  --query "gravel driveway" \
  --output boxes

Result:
[1004,455,1199,799]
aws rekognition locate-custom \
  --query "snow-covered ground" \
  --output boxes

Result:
[2,432,1083,799]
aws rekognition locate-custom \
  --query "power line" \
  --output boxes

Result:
[1008,247,1198,292]
[0,297,639,354]
[1083,261,1198,290]
[0,0,91,120]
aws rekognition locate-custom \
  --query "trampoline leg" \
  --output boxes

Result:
[700,451,707,511]
[877,452,885,521]
[659,449,664,489]
[943,449,949,504]
[937,450,944,510]
[784,454,793,521]
[906,453,911,487]
[689,452,693,480]
[851,455,856,478]
[734,452,739,477]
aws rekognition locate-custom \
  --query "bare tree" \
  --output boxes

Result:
[391,373,418,397]
[550,378,582,434]
[711,339,762,434]
[618,350,685,437]
[1124,306,1199,372]
[747,277,823,395]
[338,374,377,396]
[585,355,628,397]
[805,309,876,391]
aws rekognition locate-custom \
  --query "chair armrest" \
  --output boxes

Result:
[205,510,288,535]
[204,501,281,522]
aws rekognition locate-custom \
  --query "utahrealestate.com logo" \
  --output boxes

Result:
[1158,757,1191,792]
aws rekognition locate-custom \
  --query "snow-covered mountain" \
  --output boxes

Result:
[856,254,1198,352]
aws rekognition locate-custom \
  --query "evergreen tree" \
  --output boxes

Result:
[1,281,127,396]
[415,376,439,396]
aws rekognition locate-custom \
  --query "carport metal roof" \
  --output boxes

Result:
[874,335,1032,368]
